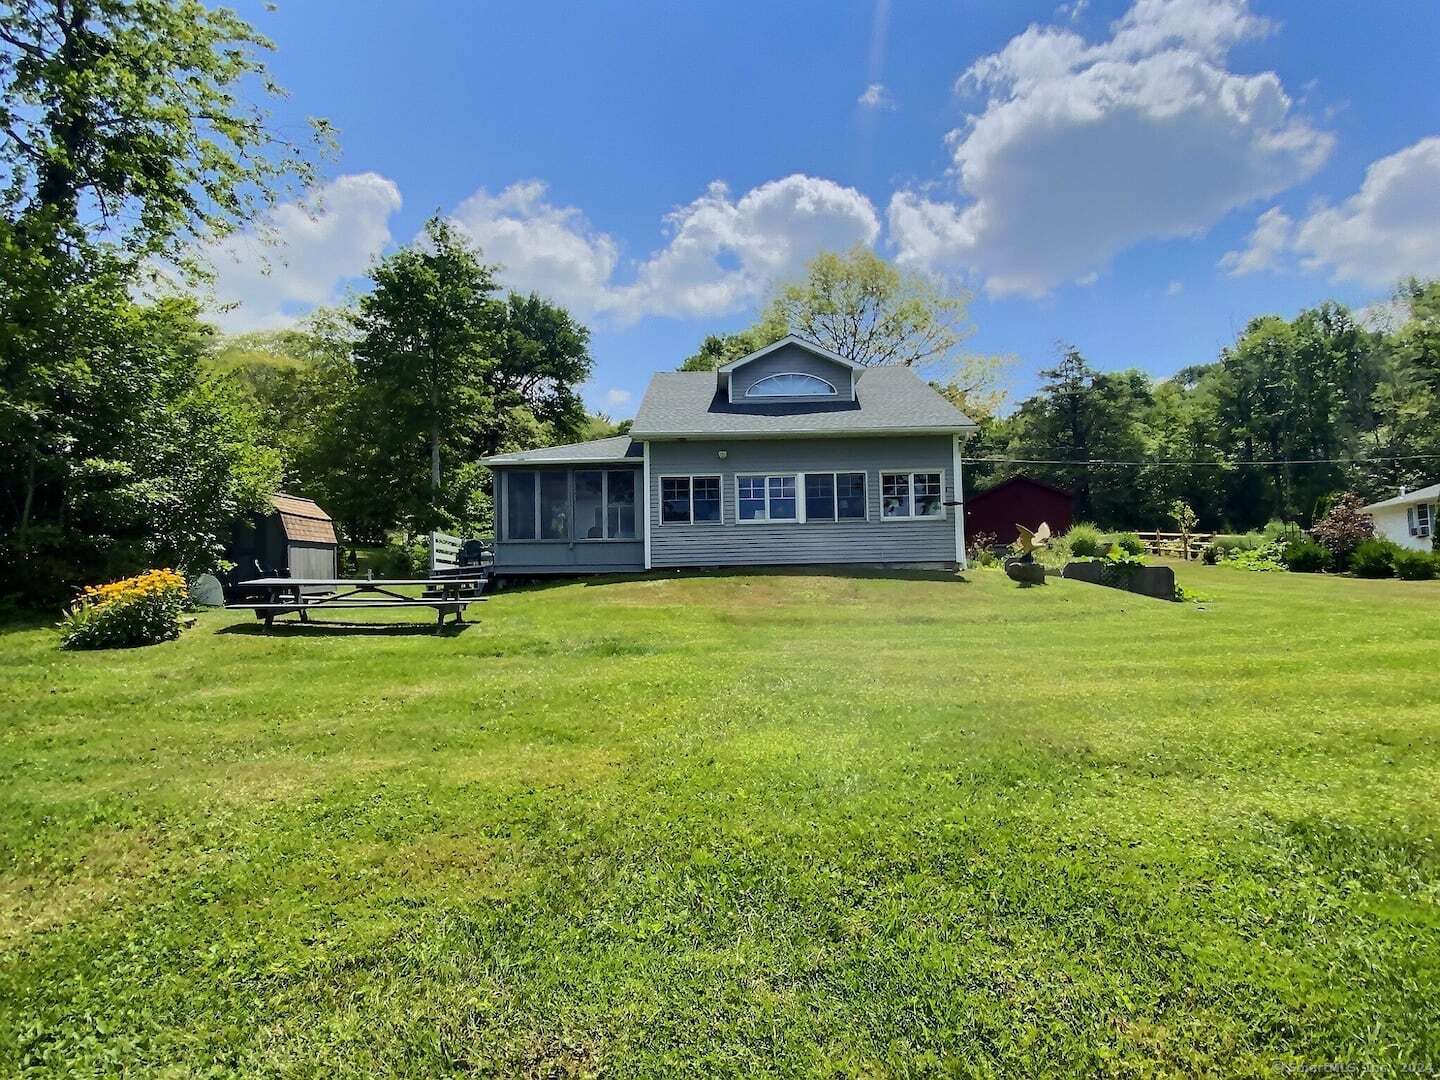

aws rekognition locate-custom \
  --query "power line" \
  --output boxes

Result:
[961,453,1440,468]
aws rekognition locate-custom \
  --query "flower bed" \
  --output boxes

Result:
[59,569,189,650]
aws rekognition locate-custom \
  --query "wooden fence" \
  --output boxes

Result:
[1133,530,1215,561]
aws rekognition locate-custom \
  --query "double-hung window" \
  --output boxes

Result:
[1410,503,1432,538]
[803,472,867,521]
[660,475,721,524]
[737,474,798,522]
[880,471,945,520]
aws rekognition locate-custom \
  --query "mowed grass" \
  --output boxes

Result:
[2,567,1439,1076]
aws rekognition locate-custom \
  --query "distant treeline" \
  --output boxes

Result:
[964,280,1440,531]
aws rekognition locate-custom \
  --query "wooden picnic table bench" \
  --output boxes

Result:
[228,577,487,630]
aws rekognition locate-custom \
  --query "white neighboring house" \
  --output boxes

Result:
[1362,483,1439,552]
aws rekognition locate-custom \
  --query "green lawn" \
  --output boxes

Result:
[2,567,1438,1075]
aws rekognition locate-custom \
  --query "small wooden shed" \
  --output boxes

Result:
[965,476,1074,546]
[226,493,339,586]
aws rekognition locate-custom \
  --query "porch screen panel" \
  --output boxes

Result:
[506,471,538,540]
[574,471,605,539]
[607,471,637,538]
[540,472,570,540]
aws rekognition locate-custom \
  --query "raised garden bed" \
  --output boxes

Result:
[1062,559,1176,601]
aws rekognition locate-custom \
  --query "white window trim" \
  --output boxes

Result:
[800,471,869,523]
[642,442,652,568]
[1411,503,1432,538]
[953,436,967,568]
[735,472,804,524]
[657,474,723,526]
[879,469,947,522]
[743,372,838,398]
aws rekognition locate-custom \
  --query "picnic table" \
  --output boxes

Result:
[229,577,486,630]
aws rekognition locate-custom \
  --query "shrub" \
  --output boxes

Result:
[59,569,188,650]
[374,537,429,578]
[1350,538,1401,579]
[966,531,999,568]
[1037,534,1072,570]
[1065,522,1106,558]
[1201,544,1219,565]
[1111,532,1146,557]
[1263,519,1304,544]
[1394,550,1439,581]
[1282,539,1329,573]
[1213,532,1263,555]
[1311,493,1375,569]
[1224,541,1287,572]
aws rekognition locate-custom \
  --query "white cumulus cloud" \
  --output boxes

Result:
[1294,137,1440,285]
[1219,205,1294,275]
[448,181,620,316]
[201,172,402,331]
[604,387,633,409]
[858,82,895,110]
[446,174,879,323]
[889,0,1333,297]
[1222,137,1440,286]
[609,175,882,320]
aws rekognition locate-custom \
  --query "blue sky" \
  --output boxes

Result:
[210,0,1440,414]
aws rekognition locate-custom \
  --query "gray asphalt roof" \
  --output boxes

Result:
[629,366,975,438]
[482,434,640,466]
[1363,482,1440,511]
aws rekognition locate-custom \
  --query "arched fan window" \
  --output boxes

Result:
[745,372,838,398]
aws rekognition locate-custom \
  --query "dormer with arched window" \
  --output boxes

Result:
[716,336,861,405]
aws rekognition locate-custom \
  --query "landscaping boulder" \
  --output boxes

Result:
[1004,558,1046,586]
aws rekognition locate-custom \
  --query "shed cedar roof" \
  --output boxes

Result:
[270,493,337,545]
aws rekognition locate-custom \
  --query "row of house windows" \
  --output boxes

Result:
[503,468,947,540]
[661,471,944,525]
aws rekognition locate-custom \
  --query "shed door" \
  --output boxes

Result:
[288,543,337,582]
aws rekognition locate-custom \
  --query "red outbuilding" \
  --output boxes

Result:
[965,475,1074,546]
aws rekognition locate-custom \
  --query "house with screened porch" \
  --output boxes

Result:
[480,336,976,576]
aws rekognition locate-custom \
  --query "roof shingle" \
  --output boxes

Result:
[270,493,337,545]
[482,434,641,466]
[1363,482,1440,512]
[630,366,974,438]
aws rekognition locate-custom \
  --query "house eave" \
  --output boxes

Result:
[483,453,639,467]
[628,425,976,441]
[716,334,865,374]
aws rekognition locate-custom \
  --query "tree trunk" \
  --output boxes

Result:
[430,385,442,495]
[17,454,37,539]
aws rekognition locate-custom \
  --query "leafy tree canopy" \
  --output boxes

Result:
[677,246,1011,412]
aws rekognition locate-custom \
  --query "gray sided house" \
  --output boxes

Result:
[481,336,976,576]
